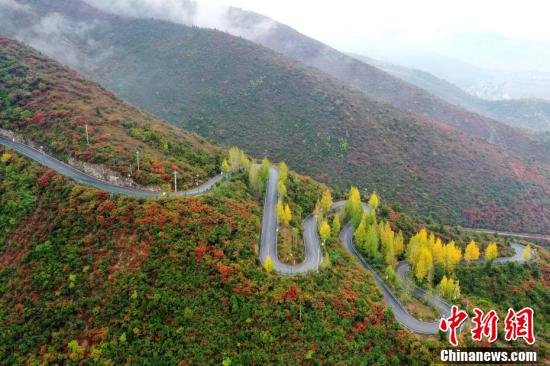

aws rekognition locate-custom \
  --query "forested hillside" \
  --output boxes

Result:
[1,0,548,235]
[0,38,437,364]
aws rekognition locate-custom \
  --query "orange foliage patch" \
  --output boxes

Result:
[283,284,299,302]
[216,263,235,283]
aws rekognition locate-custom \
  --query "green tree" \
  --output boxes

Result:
[332,214,341,238]
[365,224,379,259]
[345,186,363,227]
[354,221,368,248]
[277,180,287,198]
[248,164,260,193]
[68,340,85,361]
[221,159,230,173]
[259,157,271,187]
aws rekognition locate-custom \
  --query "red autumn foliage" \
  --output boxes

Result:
[232,281,256,296]
[138,203,171,227]
[194,245,207,262]
[365,302,386,326]
[152,161,164,174]
[188,199,208,214]
[15,303,24,316]
[216,263,234,283]
[283,284,298,302]
[97,200,116,213]
[32,112,45,124]
[342,288,359,303]
[332,298,354,318]
[37,174,51,187]
[212,249,224,259]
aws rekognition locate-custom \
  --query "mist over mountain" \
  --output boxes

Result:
[351,54,550,132]
[362,47,550,102]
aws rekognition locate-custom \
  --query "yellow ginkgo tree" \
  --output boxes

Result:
[464,240,480,262]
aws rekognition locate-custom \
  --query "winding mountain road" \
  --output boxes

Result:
[0,136,225,198]
[0,136,531,335]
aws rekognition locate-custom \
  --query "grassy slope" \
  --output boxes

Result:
[0,38,434,364]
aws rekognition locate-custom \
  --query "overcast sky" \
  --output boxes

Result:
[217,0,550,72]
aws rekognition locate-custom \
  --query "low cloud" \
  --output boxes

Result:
[83,0,275,40]
[0,1,112,70]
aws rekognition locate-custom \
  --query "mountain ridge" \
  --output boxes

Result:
[350,53,550,132]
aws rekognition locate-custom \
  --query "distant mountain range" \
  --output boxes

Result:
[351,54,550,132]
[1,0,548,234]
[362,46,550,102]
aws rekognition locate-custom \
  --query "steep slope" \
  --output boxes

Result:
[1,1,548,234]
[59,0,546,161]
[233,10,547,158]
[0,38,433,364]
[352,54,550,132]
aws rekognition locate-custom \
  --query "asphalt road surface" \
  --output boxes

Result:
[0,136,225,198]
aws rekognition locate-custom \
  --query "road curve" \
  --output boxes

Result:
[461,228,550,243]
[259,167,323,274]
[1,137,532,334]
[0,136,225,198]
